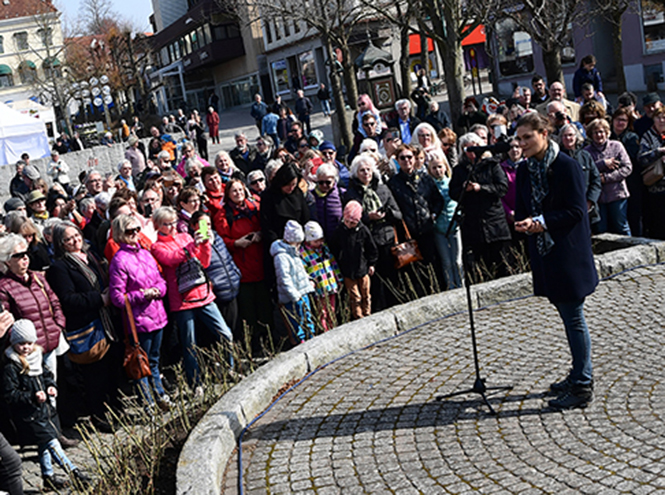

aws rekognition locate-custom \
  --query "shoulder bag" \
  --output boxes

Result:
[390,220,423,269]
[642,157,664,186]
[122,295,151,380]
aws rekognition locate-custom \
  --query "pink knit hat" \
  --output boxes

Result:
[343,200,363,223]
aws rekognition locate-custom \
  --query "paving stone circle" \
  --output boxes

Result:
[222,265,665,494]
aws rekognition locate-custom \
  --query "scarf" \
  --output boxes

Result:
[360,183,382,214]
[64,252,115,341]
[5,346,43,377]
[526,141,558,256]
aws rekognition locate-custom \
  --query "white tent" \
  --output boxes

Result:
[0,102,50,166]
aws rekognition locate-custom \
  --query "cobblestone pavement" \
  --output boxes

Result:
[223,265,665,494]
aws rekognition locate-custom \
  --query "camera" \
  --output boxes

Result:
[555,111,567,121]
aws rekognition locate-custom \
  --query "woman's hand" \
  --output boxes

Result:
[35,391,47,403]
[604,158,619,170]
[514,217,544,234]
[368,211,385,221]
[235,234,253,249]
[47,386,57,397]
[194,231,209,245]
[0,310,14,339]
[465,182,481,193]
[368,266,375,276]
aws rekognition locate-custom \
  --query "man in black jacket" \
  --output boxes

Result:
[229,132,258,176]
[295,90,313,134]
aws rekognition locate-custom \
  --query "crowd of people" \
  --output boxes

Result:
[1,51,664,491]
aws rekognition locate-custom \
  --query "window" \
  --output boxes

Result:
[264,21,272,44]
[495,18,534,77]
[0,36,4,55]
[43,58,61,79]
[0,74,13,87]
[228,25,240,38]
[191,31,199,51]
[18,62,36,84]
[197,26,206,46]
[642,0,665,53]
[38,28,53,47]
[274,21,281,40]
[14,32,29,51]
[271,59,289,93]
[294,20,300,34]
[283,18,290,37]
[214,25,227,41]
[299,50,317,87]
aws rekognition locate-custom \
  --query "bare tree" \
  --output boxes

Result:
[217,0,374,148]
[499,0,586,87]
[80,0,115,35]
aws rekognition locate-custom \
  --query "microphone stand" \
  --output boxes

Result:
[436,153,512,415]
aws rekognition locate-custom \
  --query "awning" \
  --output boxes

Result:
[43,57,60,68]
[462,25,486,46]
[19,60,36,69]
[409,34,434,56]
[0,65,11,75]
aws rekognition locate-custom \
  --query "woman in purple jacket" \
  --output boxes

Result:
[584,118,632,235]
[108,214,171,412]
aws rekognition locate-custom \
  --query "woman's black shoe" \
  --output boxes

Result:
[43,474,70,491]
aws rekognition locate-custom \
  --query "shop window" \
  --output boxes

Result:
[495,18,534,77]
[643,0,665,53]
[299,50,317,88]
[272,59,289,93]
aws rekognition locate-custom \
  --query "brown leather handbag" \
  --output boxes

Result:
[123,295,151,381]
[390,220,423,269]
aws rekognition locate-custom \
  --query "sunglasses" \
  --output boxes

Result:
[125,226,141,236]
[250,178,265,185]
[317,180,333,186]
[11,251,29,259]
[398,155,414,161]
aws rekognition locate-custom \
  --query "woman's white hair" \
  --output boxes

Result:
[185,157,203,174]
[315,163,339,182]
[117,159,131,172]
[0,234,28,264]
[359,139,379,154]
[413,122,442,149]
[152,206,177,227]
[350,154,380,181]
[457,132,485,156]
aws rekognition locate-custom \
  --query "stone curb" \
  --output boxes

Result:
[176,236,665,495]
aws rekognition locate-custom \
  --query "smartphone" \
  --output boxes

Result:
[198,218,209,240]
[246,233,256,242]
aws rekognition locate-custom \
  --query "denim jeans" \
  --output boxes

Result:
[321,99,331,116]
[598,199,631,236]
[279,296,315,343]
[39,438,75,477]
[174,302,234,387]
[434,230,462,290]
[553,299,593,385]
[136,329,166,406]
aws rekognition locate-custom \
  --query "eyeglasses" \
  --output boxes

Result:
[10,251,29,259]
[63,233,81,244]
[441,142,452,148]
[250,178,265,185]
[299,143,309,148]
[363,121,377,127]
[125,226,141,236]
[317,180,333,186]
[162,220,178,227]
[398,154,414,161]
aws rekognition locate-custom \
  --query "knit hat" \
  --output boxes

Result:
[318,140,336,152]
[22,165,40,181]
[4,197,25,212]
[643,92,661,106]
[283,220,304,244]
[343,200,363,223]
[304,221,324,242]
[10,319,37,346]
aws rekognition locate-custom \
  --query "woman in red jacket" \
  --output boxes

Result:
[216,179,273,346]
[206,107,220,144]
[150,206,233,393]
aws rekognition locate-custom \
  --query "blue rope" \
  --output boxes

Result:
[236,260,662,494]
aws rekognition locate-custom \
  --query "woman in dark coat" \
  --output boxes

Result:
[344,154,402,310]
[449,135,512,282]
[46,221,119,432]
[309,163,345,240]
[514,112,598,410]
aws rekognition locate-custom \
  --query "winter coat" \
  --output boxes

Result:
[270,240,314,304]
[388,169,443,239]
[260,187,310,250]
[573,65,603,97]
[515,149,598,303]
[206,111,220,135]
[449,156,512,247]
[217,199,264,283]
[3,349,60,446]
[207,232,241,302]
[310,186,344,239]
[299,243,342,297]
[229,146,258,176]
[343,177,403,247]
[151,233,214,312]
[584,139,632,203]
[205,189,225,227]
[638,127,665,194]
[499,159,519,223]
[0,270,65,353]
[47,252,109,332]
[562,147,602,225]
[109,243,168,334]
[329,222,378,280]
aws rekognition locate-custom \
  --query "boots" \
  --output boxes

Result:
[548,383,593,410]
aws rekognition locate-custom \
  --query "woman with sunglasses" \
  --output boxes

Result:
[309,163,344,240]
[109,215,171,414]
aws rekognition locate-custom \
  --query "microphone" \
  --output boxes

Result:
[466,140,512,155]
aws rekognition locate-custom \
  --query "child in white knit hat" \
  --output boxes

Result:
[3,320,90,491]
[299,220,342,331]
[269,221,316,344]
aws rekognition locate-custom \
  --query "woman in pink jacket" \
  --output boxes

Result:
[109,214,171,412]
[150,206,233,392]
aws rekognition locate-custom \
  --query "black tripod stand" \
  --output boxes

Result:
[436,155,512,415]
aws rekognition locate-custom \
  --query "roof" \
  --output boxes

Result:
[0,0,57,21]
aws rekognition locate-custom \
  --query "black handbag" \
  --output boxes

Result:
[176,248,208,295]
